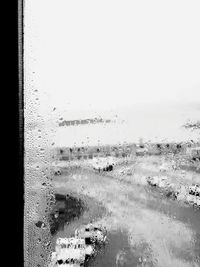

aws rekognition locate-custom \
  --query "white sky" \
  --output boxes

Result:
[24,0,200,113]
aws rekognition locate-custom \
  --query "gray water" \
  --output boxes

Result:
[28,102,200,148]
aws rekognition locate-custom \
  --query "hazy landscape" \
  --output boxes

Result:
[24,101,200,267]
[24,1,200,265]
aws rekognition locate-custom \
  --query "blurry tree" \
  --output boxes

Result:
[183,121,200,131]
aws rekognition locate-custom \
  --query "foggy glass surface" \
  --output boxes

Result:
[24,1,200,267]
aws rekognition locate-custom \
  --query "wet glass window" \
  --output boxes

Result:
[24,1,200,267]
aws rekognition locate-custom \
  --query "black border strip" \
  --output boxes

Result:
[18,0,24,265]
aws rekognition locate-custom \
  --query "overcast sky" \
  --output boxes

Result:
[25,0,200,113]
